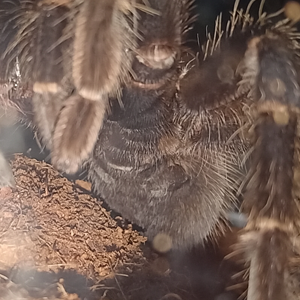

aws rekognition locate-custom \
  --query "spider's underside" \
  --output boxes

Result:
[0,0,300,299]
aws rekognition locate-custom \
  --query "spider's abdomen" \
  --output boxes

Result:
[88,40,249,248]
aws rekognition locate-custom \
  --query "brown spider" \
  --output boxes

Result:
[0,0,300,299]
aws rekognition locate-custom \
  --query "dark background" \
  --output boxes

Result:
[195,0,286,31]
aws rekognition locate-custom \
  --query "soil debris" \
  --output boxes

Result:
[0,155,239,300]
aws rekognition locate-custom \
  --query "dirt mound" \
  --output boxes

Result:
[0,155,238,300]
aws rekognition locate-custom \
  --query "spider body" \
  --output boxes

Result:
[0,0,300,299]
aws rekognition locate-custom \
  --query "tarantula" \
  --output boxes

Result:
[0,0,300,299]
